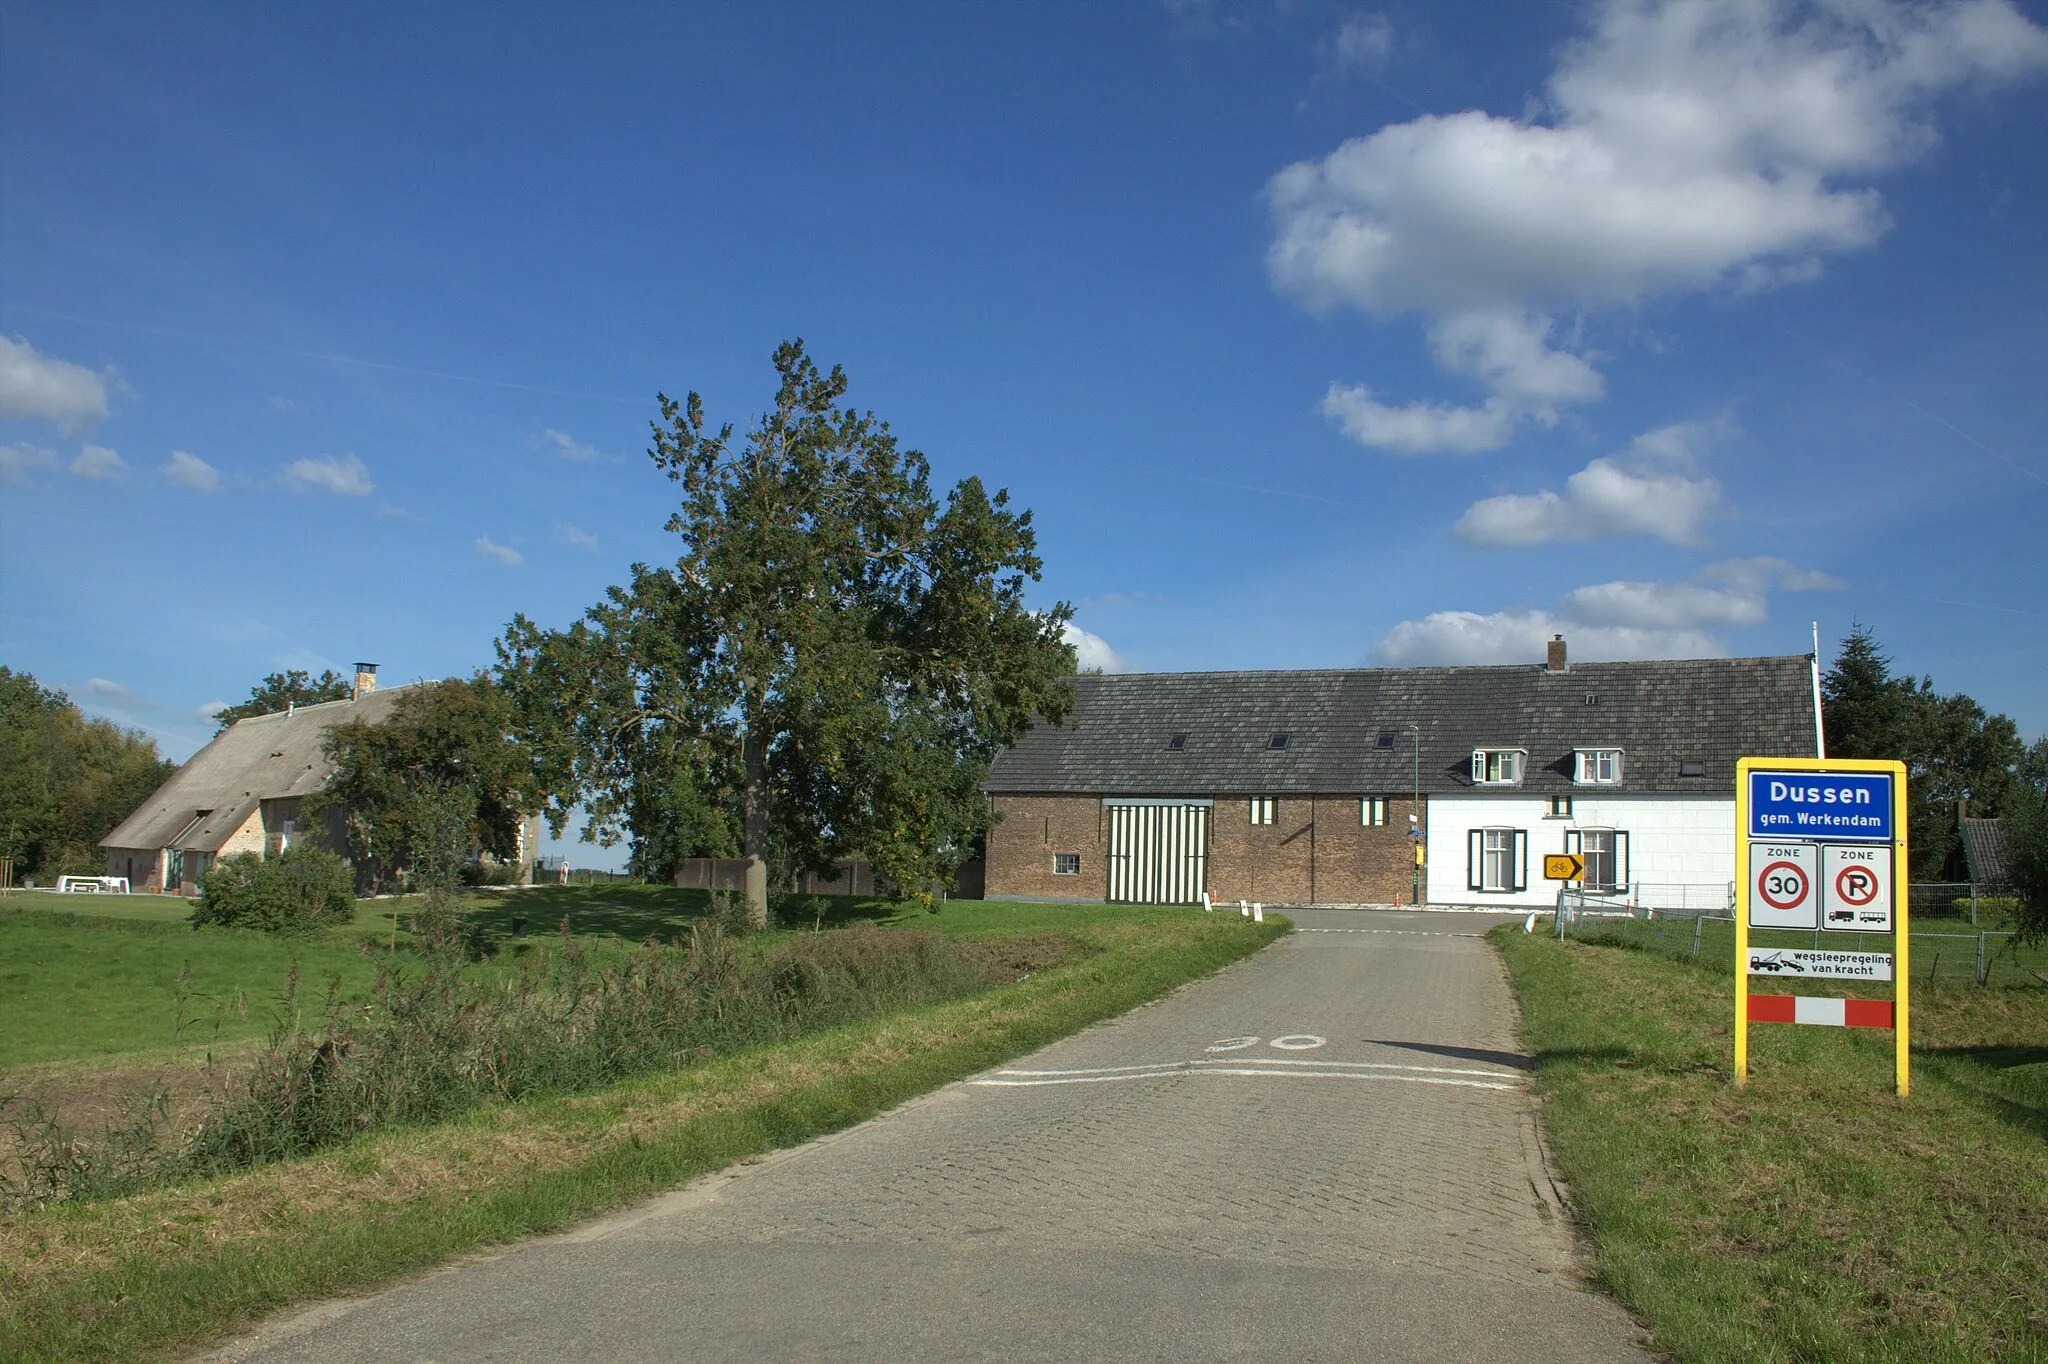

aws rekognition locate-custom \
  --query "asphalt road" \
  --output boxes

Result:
[205,908,1650,1363]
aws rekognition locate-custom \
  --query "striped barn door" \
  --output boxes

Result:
[1106,804,1209,904]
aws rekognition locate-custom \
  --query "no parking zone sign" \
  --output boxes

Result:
[1734,757,1910,1098]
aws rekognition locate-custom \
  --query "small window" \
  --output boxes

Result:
[1166,733,1188,751]
[1547,795,1572,819]
[1053,853,1080,876]
[1362,797,1388,826]
[1679,760,1707,778]
[1575,749,1623,785]
[1471,749,1525,785]
[1250,797,1277,825]
[1376,730,1397,749]
[1268,732,1290,750]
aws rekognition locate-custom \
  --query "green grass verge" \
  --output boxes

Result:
[1495,927,2048,1364]
[0,908,1285,1361]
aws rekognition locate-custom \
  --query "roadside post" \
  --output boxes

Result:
[1734,757,1910,1097]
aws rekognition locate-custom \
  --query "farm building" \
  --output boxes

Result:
[99,666,541,895]
[982,638,1819,909]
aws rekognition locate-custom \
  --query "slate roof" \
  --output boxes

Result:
[100,685,421,854]
[985,655,1817,797]
[1960,817,2011,889]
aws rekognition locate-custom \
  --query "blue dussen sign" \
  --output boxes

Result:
[1746,769,1894,842]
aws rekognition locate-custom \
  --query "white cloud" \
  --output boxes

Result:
[1454,421,1725,545]
[476,536,524,566]
[0,335,112,430]
[1372,556,1841,663]
[84,677,133,700]
[542,428,604,462]
[559,523,600,551]
[1271,0,2048,451]
[1063,622,1125,673]
[1,442,61,483]
[164,450,222,493]
[283,453,374,496]
[197,700,230,720]
[69,444,127,479]
[1328,11,1393,74]
[268,395,297,412]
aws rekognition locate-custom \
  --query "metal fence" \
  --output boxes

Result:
[1549,886,2046,988]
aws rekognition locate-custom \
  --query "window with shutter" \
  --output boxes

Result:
[1513,830,1529,891]
[1467,830,1484,891]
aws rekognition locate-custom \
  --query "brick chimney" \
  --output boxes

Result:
[1546,634,1568,672]
[353,662,379,700]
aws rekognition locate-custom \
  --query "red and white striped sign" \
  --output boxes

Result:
[1748,995,1894,1029]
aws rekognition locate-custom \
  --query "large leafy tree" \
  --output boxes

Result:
[1822,624,2025,878]
[497,340,1076,921]
[0,666,174,878]
[212,669,354,732]
[2006,738,2048,943]
[309,676,531,891]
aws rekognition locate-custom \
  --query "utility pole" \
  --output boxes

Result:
[1407,722,1423,907]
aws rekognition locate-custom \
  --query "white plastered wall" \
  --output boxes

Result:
[1425,793,1735,909]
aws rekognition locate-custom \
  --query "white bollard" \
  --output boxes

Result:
[1523,911,1537,934]
[1238,899,1249,917]
[1253,903,1264,923]
[1201,892,1213,912]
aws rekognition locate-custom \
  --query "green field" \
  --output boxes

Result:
[1497,926,2048,1363]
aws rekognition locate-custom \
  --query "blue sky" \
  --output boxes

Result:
[4,0,2045,865]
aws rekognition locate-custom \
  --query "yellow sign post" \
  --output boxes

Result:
[1734,756,1909,1097]
[1543,853,1584,882]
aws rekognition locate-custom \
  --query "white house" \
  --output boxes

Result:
[1423,639,1820,910]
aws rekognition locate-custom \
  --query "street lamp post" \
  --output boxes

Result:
[1407,723,1423,907]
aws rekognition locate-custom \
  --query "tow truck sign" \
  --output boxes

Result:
[1747,948,1893,981]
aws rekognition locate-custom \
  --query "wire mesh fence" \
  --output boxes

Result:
[1547,885,2046,988]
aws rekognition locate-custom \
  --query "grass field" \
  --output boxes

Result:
[1496,926,2048,1363]
[0,898,1284,1361]
[0,888,1172,1073]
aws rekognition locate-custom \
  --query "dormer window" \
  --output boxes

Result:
[1166,733,1188,751]
[1576,748,1624,785]
[1471,749,1525,785]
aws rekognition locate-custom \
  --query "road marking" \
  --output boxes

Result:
[1204,1036,1260,1052]
[1297,928,1486,937]
[972,1067,1519,1092]
[1270,1034,1326,1049]
[979,1057,1525,1090]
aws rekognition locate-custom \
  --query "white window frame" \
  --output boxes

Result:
[1362,797,1388,826]
[1249,797,1277,826]
[1575,748,1624,786]
[1564,827,1629,893]
[1053,853,1081,876]
[1470,748,1526,786]
[1466,827,1528,893]
[1546,795,1572,819]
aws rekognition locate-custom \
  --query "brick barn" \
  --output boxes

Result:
[982,639,1819,908]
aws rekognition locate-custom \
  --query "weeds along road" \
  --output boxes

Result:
[206,909,1650,1363]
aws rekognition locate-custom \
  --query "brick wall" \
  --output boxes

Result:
[1207,793,1420,906]
[986,793,1107,900]
[987,791,1423,905]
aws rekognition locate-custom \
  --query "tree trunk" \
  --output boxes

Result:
[740,706,770,931]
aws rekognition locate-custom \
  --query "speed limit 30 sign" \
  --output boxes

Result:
[1747,841,1817,929]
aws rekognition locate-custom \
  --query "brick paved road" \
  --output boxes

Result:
[209,909,1650,1363]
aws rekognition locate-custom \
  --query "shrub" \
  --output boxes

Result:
[192,846,355,934]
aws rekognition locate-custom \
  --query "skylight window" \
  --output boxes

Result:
[1166,733,1187,751]
[1376,730,1397,748]
[1268,732,1289,750]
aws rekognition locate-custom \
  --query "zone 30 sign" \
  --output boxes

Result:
[1735,756,1910,1098]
